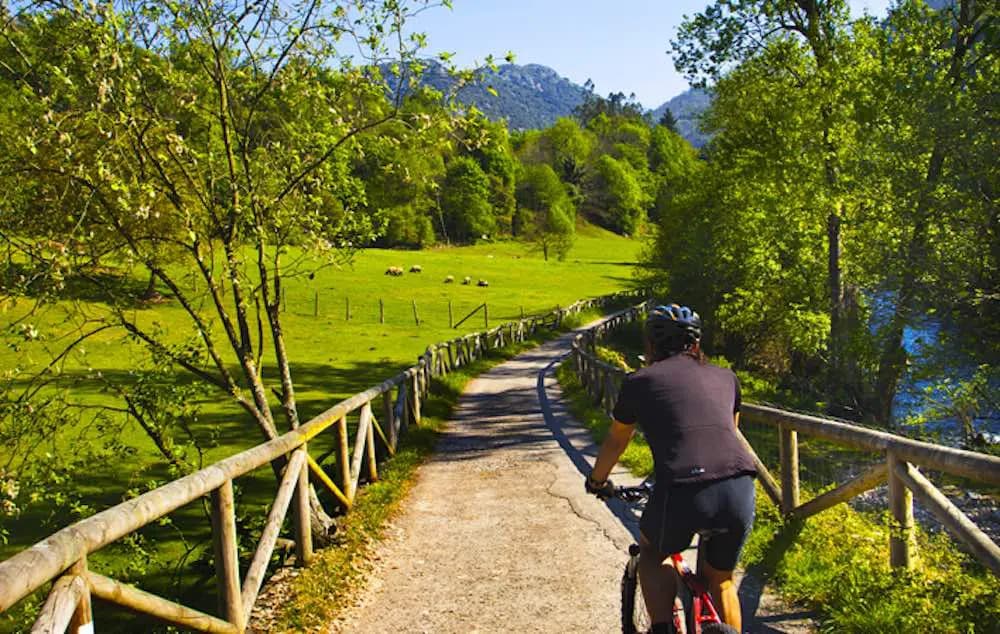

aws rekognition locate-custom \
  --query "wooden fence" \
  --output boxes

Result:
[0,289,647,633]
[571,303,1000,576]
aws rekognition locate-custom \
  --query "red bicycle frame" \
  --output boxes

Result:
[670,552,723,633]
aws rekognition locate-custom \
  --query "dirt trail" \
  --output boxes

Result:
[328,328,814,633]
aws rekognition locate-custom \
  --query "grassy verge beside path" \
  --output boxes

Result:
[555,359,1000,633]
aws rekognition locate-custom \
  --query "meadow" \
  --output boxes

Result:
[0,225,639,631]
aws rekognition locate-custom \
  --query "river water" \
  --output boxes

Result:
[892,319,999,446]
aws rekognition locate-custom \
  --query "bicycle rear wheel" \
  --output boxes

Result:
[620,556,652,634]
[700,623,738,634]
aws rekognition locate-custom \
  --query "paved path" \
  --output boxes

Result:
[329,328,814,633]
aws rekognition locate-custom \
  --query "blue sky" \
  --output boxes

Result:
[407,0,893,109]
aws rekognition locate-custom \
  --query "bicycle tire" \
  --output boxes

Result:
[699,623,738,634]
[620,556,652,634]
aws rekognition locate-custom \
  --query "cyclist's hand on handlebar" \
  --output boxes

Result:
[585,474,615,500]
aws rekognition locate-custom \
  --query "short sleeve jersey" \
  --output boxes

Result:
[613,354,757,484]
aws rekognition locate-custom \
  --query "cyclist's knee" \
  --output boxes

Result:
[700,558,735,587]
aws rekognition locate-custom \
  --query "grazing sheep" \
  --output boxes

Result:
[462,276,472,285]
[410,265,423,273]
[384,266,404,276]
[444,275,455,284]
[477,279,489,287]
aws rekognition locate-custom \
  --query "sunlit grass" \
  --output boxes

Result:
[0,228,640,631]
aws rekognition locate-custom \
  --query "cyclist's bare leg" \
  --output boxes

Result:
[638,532,679,626]
[697,545,741,631]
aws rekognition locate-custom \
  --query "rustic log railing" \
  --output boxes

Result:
[0,289,647,633]
[570,304,1000,576]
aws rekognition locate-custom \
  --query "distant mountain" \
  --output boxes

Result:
[405,60,590,131]
[650,89,713,148]
[398,60,712,147]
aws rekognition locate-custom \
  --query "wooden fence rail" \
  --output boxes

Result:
[570,304,1000,576]
[0,289,647,633]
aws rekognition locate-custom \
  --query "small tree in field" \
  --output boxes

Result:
[440,156,495,243]
[515,164,575,261]
[0,0,448,542]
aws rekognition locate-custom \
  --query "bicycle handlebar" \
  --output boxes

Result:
[614,482,653,502]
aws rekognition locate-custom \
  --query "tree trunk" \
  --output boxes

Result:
[827,207,845,408]
[872,0,974,426]
[140,270,158,301]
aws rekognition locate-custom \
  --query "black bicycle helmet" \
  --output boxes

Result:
[645,303,702,355]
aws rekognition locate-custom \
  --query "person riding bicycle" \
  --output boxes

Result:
[586,303,756,634]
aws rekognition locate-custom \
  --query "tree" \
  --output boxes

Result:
[515,164,575,261]
[587,155,649,236]
[658,108,679,133]
[573,79,646,126]
[852,0,999,424]
[674,0,858,406]
[440,156,495,243]
[0,0,445,542]
[458,113,517,235]
[648,125,699,222]
[353,88,449,248]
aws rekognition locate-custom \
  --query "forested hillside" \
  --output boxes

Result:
[649,89,712,148]
[402,59,715,150]
[409,60,590,130]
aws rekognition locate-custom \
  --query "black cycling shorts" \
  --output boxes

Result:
[640,474,755,571]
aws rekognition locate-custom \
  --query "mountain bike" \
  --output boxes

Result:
[616,483,738,634]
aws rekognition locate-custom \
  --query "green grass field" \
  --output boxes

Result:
[0,226,640,631]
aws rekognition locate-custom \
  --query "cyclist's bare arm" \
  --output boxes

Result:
[734,412,740,427]
[590,420,635,483]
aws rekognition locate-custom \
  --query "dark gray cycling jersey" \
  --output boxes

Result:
[612,354,756,484]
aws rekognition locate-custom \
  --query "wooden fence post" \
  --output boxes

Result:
[411,371,421,425]
[412,300,420,326]
[448,300,453,328]
[399,383,410,434]
[362,403,378,482]
[210,480,244,631]
[383,391,396,452]
[887,451,914,569]
[484,303,489,329]
[345,296,350,321]
[293,446,313,567]
[779,425,800,514]
[337,417,351,500]
[379,298,385,324]
[68,558,92,634]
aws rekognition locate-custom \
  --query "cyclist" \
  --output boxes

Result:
[586,303,756,634]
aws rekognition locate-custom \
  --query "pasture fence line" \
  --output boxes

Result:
[570,305,1000,576]
[0,288,648,633]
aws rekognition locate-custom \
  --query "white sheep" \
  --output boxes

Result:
[477,279,489,287]
[410,265,422,273]
[444,275,455,284]
[462,276,472,285]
